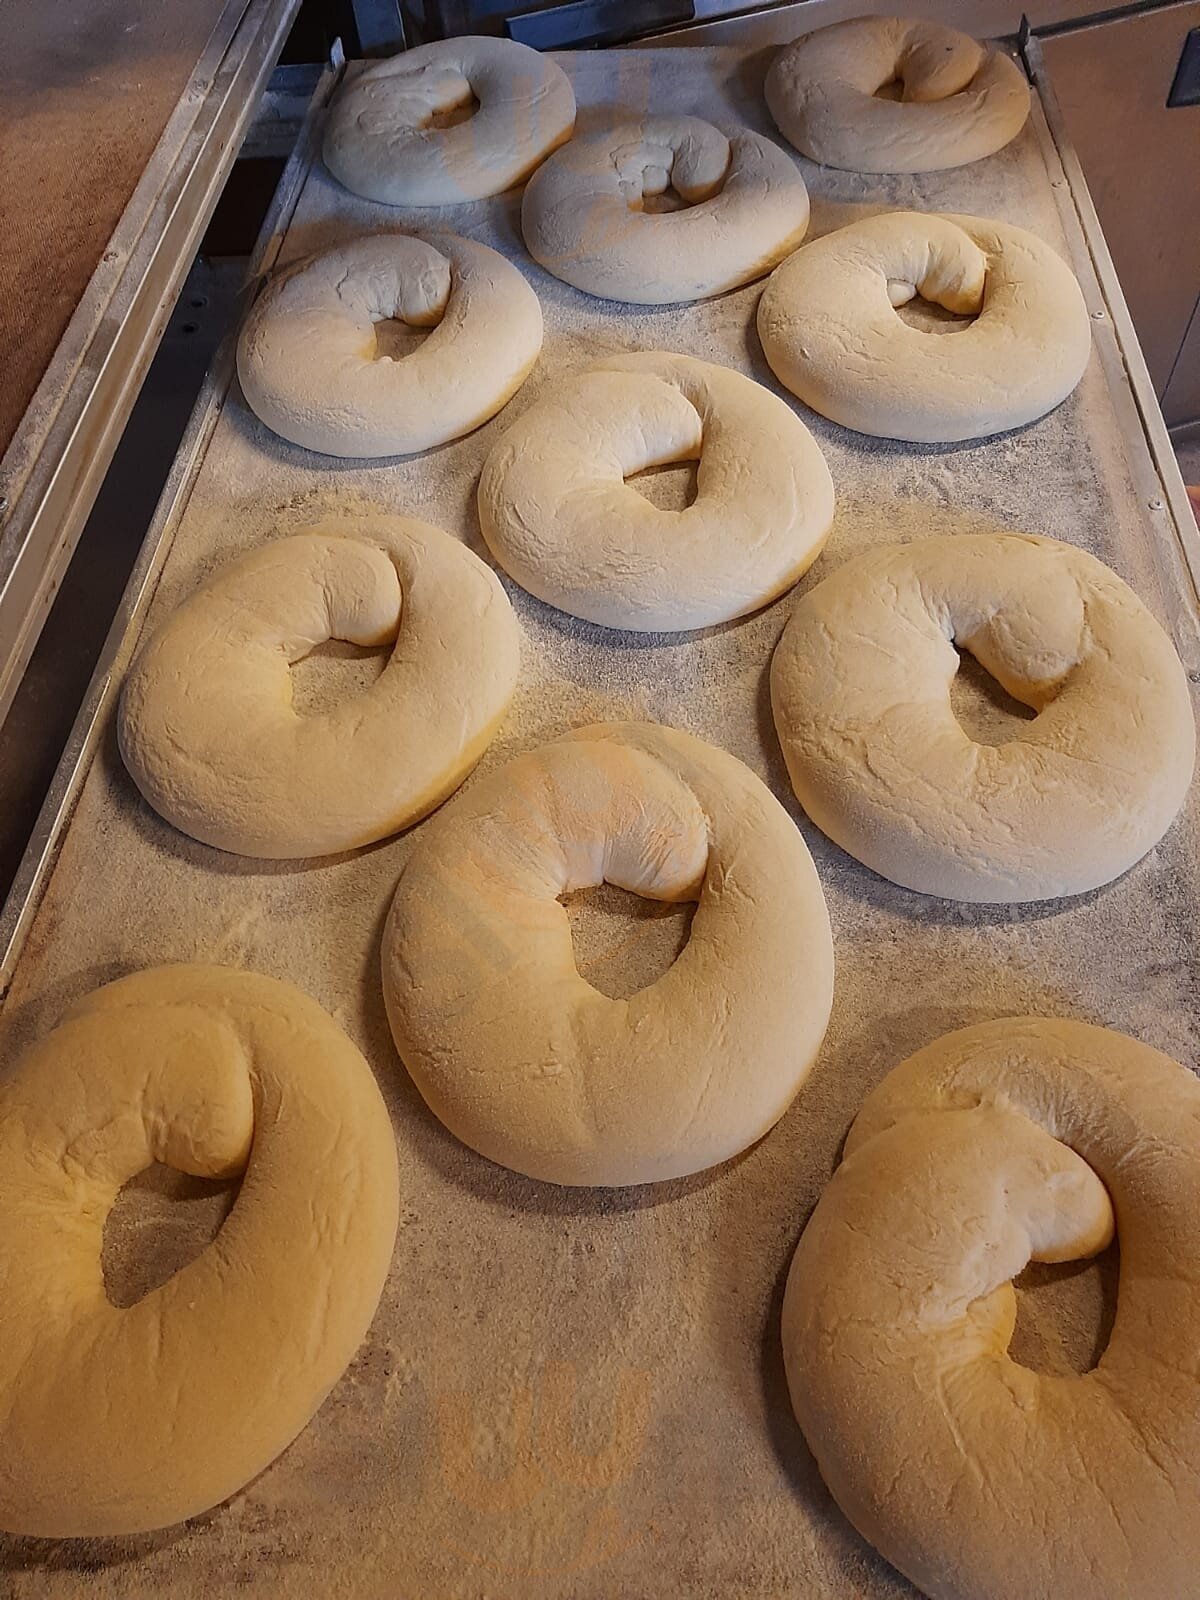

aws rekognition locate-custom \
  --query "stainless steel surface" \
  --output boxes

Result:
[1023,32,1200,605]
[2,42,1199,1596]
[0,0,300,733]
[1038,2,1200,422]
[0,64,335,995]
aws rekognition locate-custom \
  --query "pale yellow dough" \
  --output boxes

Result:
[0,964,399,1538]
[323,35,576,206]
[770,532,1195,902]
[757,210,1092,443]
[236,232,543,458]
[478,351,835,631]
[765,15,1031,173]
[381,722,834,1186]
[784,1016,1200,1600]
[119,517,521,858]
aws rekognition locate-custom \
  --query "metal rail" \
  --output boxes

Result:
[0,0,300,732]
[0,66,337,995]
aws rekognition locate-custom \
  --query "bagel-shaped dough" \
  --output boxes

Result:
[757,210,1092,442]
[520,114,810,304]
[381,722,834,1186]
[478,352,835,631]
[323,36,576,205]
[0,964,398,1537]
[765,16,1031,172]
[783,1015,1200,1600]
[770,533,1196,902]
[119,518,521,858]
[236,233,543,458]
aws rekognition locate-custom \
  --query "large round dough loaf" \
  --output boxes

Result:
[0,964,398,1537]
[770,532,1196,902]
[119,517,521,858]
[478,351,835,631]
[236,232,543,458]
[757,210,1092,442]
[323,35,576,205]
[381,722,834,1186]
[765,16,1031,172]
[784,1015,1200,1599]
[521,114,810,304]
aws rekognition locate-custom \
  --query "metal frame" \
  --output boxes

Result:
[0,0,300,733]
[1021,31,1200,606]
[0,66,337,996]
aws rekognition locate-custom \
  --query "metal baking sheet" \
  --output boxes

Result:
[3,43,1199,1600]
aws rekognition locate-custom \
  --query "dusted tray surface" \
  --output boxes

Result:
[3,44,1199,1600]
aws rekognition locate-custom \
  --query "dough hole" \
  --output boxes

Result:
[372,316,436,361]
[290,638,392,717]
[563,881,696,999]
[428,91,479,130]
[950,646,1037,746]
[638,184,694,215]
[873,78,905,101]
[893,297,976,335]
[102,1162,240,1309]
[626,457,700,513]
[1009,1241,1119,1377]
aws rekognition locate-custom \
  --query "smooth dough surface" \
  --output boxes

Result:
[382,722,834,1186]
[783,1015,1200,1600]
[236,232,543,458]
[323,35,576,205]
[757,210,1092,442]
[478,351,835,631]
[765,16,1031,172]
[119,517,521,858]
[770,532,1195,902]
[0,964,398,1537]
[521,113,810,304]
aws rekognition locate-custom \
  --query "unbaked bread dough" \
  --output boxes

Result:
[765,16,1031,172]
[381,721,834,1186]
[323,35,576,205]
[783,1015,1200,1600]
[478,351,835,631]
[236,232,543,458]
[119,518,520,858]
[757,210,1092,442]
[770,533,1195,902]
[520,114,810,303]
[0,964,398,1537]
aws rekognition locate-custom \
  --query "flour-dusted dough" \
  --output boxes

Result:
[784,1015,1200,1600]
[323,35,576,205]
[0,964,398,1538]
[236,232,543,458]
[770,533,1196,902]
[521,113,810,304]
[757,210,1092,442]
[119,518,520,858]
[478,351,835,631]
[382,722,834,1186]
[766,16,1031,173]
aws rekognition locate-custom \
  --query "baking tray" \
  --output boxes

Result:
[3,41,1199,1600]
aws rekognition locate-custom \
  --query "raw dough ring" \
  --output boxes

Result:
[757,210,1092,442]
[783,1016,1200,1600]
[0,964,398,1537]
[323,35,576,205]
[119,518,521,858]
[765,15,1031,172]
[478,351,835,631]
[770,533,1196,902]
[520,113,810,304]
[236,232,543,458]
[381,722,834,1186]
